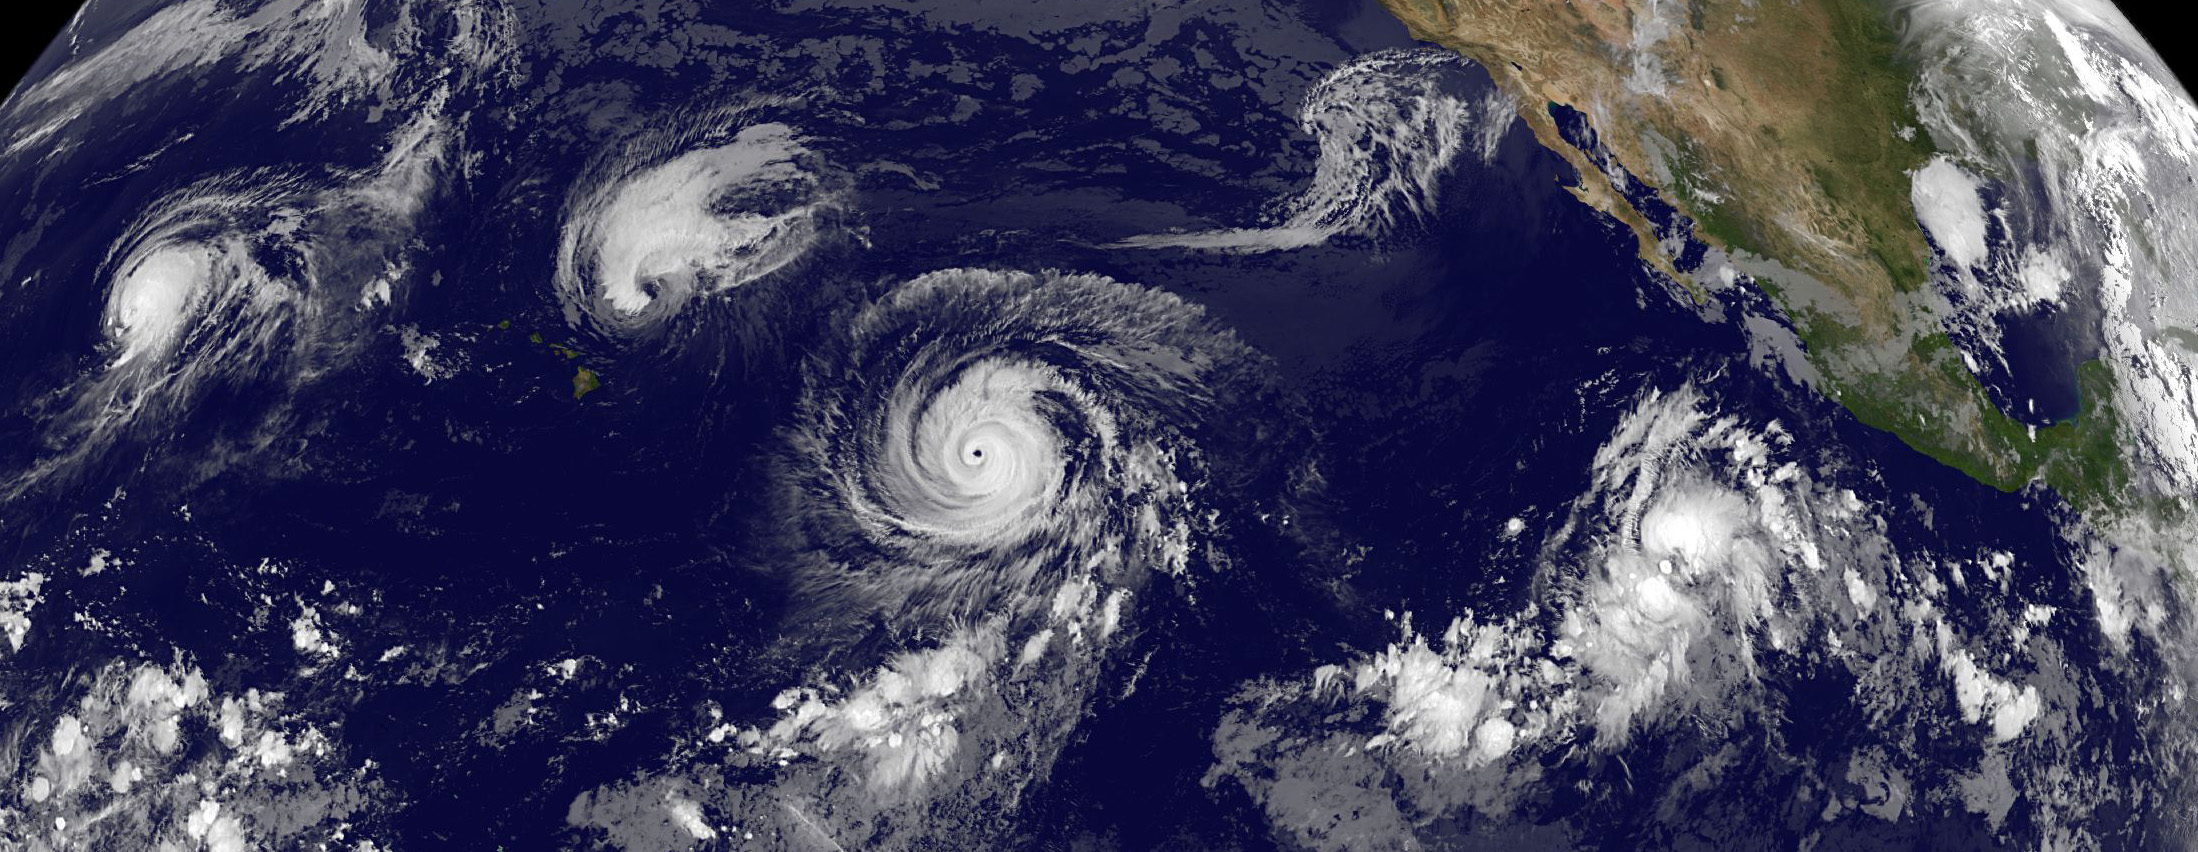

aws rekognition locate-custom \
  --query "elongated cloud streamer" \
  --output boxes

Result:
[1116,49,1512,253]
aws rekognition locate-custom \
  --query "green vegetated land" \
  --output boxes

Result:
[524,326,606,402]
[1379,0,2131,511]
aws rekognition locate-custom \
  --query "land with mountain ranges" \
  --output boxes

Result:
[1376,0,2130,510]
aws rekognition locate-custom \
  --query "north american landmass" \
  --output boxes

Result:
[1378,0,2129,510]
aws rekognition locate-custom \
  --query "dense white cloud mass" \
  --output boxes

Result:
[1899,0,2198,509]
[568,268,1263,849]
[1886,3,2198,775]
[554,118,841,337]
[7,105,452,496]
[1210,382,2148,850]
[1,659,390,851]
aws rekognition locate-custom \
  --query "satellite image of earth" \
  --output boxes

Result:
[4,0,2198,849]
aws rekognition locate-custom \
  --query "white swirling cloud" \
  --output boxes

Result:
[10,107,451,497]
[787,268,1240,624]
[553,121,838,338]
[1117,48,1514,253]
[45,184,309,466]
[567,268,1264,850]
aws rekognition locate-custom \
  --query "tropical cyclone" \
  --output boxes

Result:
[563,269,1275,851]
[1375,0,2125,507]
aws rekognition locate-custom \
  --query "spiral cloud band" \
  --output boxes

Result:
[788,267,1247,623]
[553,121,836,337]
[588,268,1265,850]
[1116,48,1513,253]
[7,107,449,498]
[59,187,309,466]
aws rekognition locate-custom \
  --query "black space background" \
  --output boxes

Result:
[6,2,81,98]
[2,2,2197,106]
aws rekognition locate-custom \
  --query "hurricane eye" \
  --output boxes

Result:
[795,268,1242,563]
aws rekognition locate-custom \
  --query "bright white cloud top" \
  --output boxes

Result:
[1118,48,1512,253]
[555,120,838,337]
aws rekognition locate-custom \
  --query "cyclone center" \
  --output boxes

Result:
[106,244,214,366]
[572,122,826,330]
